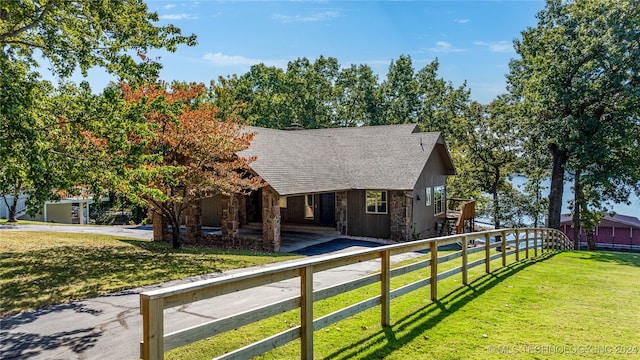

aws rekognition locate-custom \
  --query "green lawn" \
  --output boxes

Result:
[167,250,640,359]
[0,231,300,317]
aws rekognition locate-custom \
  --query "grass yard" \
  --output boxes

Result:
[0,231,300,317]
[167,250,640,359]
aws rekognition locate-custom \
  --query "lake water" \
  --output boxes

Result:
[510,175,640,218]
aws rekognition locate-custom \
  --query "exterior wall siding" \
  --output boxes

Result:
[346,190,390,239]
[411,147,449,239]
[201,195,222,227]
[562,224,640,248]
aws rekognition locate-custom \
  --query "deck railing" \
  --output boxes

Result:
[140,228,572,360]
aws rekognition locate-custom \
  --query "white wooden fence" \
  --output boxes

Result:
[140,228,571,359]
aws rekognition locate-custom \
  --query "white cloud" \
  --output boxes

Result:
[202,53,287,67]
[473,41,514,53]
[454,18,470,24]
[160,13,197,20]
[429,41,467,53]
[163,4,176,10]
[273,11,339,23]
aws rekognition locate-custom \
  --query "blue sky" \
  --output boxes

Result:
[78,1,548,104]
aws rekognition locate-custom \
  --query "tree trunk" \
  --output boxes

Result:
[547,144,567,229]
[492,168,501,229]
[170,217,182,249]
[573,171,581,250]
[586,230,596,250]
[493,190,500,229]
[7,199,18,222]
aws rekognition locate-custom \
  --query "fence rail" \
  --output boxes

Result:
[140,228,572,359]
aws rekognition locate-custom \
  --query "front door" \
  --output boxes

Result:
[319,193,335,226]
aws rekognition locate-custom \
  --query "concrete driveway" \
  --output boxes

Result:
[0,224,423,359]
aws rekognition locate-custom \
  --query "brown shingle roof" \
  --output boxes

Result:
[239,124,455,196]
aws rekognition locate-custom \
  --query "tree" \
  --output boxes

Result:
[1,0,195,80]
[415,59,470,138]
[0,56,60,221]
[118,82,262,248]
[507,0,640,229]
[377,55,420,125]
[1,0,196,219]
[459,98,519,228]
[335,64,381,127]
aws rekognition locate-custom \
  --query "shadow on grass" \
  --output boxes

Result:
[576,250,640,268]
[323,252,559,360]
[1,238,298,317]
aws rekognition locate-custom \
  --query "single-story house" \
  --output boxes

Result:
[560,213,640,250]
[179,123,457,252]
[3,190,101,224]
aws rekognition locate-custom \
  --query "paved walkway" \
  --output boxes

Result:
[0,225,421,359]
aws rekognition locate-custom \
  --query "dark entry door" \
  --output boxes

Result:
[319,193,335,226]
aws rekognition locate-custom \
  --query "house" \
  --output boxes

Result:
[560,213,640,250]
[176,123,457,252]
[2,189,103,224]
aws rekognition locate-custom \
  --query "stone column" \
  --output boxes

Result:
[185,200,202,242]
[335,191,348,235]
[221,194,240,244]
[151,205,169,242]
[262,186,281,252]
[390,191,413,242]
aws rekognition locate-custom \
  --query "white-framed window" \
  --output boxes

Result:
[279,197,287,208]
[366,190,387,214]
[434,186,445,215]
[425,187,432,206]
[304,194,314,219]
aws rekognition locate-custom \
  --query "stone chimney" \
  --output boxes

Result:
[286,122,304,131]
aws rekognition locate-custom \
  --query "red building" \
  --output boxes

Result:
[560,213,640,250]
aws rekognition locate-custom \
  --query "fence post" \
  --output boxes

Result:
[501,230,507,267]
[534,230,538,257]
[381,250,391,327]
[140,295,164,360]
[542,229,547,254]
[525,229,530,259]
[485,233,491,273]
[301,266,314,360]
[461,236,468,285]
[515,229,520,262]
[430,241,438,301]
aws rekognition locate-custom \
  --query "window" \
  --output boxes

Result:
[425,187,432,206]
[304,194,314,219]
[366,191,387,214]
[278,197,287,208]
[434,186,445,215]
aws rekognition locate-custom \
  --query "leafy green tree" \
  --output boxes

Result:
[459,98,519,228]
[1,0,195,79]
[507,0,640,229]
[377,55,420,125]
[415,59,470,138]
[285,56,340,129]
[335,64,381,127]
[0,56,60,221]
[1,0,195,219]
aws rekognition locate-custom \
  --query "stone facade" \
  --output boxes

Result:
[221,194,240,244]
[390,190,413,242]
[185,200,202,241]
[262,186,281,252]
[335,191,348,235]
[150,206,170,242]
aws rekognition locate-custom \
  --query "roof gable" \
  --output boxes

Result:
[239,124,455,195]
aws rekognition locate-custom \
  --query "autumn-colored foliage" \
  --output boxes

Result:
[120,82,262,248]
